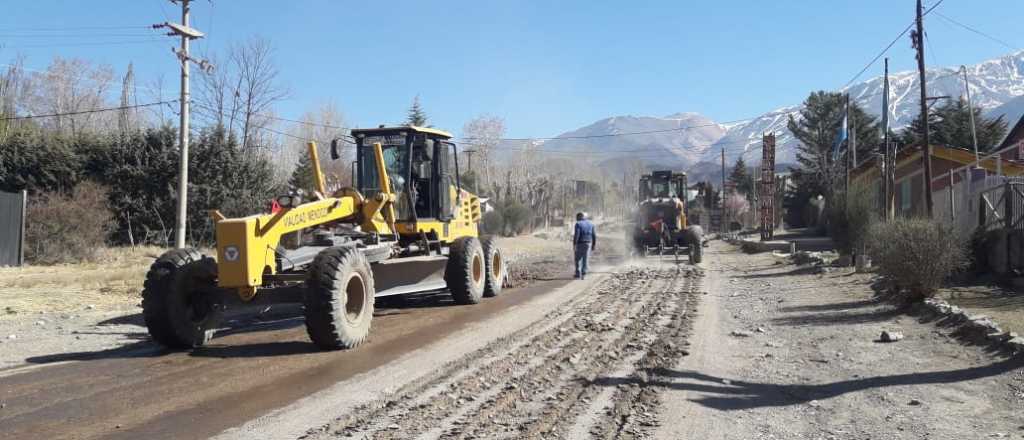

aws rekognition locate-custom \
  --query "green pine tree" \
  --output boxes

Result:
[728,156,755,197]
[406,95,428,126]
[787,91,879,201]
[289,148,315,193]
[898,98,1008,152]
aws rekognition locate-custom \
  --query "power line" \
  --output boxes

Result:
[933,11,1019,52]
[0,62,171,98]
[924,25,940,67]
[458,116,765,142]
[1,100,177,121]
[190,101,354,143]
[0,33,160,38]
[842,0,945,89]
[0,25,151,31]
[0,40,161,49]
[190,104,334,146]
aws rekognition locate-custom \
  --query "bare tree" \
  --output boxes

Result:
[24,57,115,137]
[0,56,28,139]
[195,53,235,129]
[230,36,289,149]
[141,73,170,127]
[118,62,137,138]
[461,115,505,192]
[192,37,288,149]
[278,102,351,189]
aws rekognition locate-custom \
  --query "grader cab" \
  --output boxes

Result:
[142,126,505,350]
[631,170,703,263]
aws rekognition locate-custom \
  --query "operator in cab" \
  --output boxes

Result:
[573,212,597,280]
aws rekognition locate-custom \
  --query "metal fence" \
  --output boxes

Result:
[0,190,26,267]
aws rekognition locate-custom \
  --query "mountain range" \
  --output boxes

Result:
[530,50,1024,183]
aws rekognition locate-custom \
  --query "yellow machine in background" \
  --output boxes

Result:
[142,126,505,350]
[630,170,703,263]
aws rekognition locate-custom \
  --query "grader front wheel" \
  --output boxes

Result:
[142,249,223,349]
[304,246,375,350]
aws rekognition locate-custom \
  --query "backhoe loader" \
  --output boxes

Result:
[142,126,505,350]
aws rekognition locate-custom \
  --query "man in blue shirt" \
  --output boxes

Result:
[573,212,597,279]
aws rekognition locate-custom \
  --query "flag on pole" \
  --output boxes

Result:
[832,106,848,162]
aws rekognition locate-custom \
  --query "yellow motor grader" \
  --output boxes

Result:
[142,126,505,350]
[630,170,703,263]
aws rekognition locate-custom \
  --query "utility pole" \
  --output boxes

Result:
[155,0,212,249]
[844,94,851,195]
[463,148,476,193]
[463,149,476,173]
[882,58,891,220]
[721,148,726,230]
[913,0,934,218]
[961,65,980,165]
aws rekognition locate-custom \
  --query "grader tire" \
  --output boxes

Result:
[304,246,375,350]
[142,249,223,349]
[446,237,486,305]
[480,236,505,298]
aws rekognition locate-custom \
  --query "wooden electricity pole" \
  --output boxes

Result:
[721,148,727,229]
[882,58,892,220]
[914,0,934,218]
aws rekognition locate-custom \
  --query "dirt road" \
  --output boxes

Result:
[291,264,701,440]
[3,239,1024,439]
[0,234,643,440]
[655,243,1024,439]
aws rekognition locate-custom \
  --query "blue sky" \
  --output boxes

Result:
[2,1,1023,138]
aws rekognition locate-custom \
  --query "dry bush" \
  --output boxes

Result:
[25,181,115,265]
[868,218,968,302]
[827,183,878,255]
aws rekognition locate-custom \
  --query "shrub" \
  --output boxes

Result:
[867,218,968,302]
[482,208,504,235]
[502,201,531,236]
[25,181,115,264]
[827,183,877,255]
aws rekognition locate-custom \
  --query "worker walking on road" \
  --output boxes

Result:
[573,212,597,280]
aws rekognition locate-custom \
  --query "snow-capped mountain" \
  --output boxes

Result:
[987,94,1024,127]
[532,112,727,167]
[704,50,1024,164]
[546,50,1024,170]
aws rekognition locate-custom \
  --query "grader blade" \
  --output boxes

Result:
[371,255,449,297]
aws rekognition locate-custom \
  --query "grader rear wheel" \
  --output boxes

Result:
[304,246,375,350]
[142,249,223,349]
[480,236,504,298]
[446,237,486,305]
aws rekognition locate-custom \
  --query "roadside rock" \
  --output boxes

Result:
[879,330,904,343]
[792,251,824,266]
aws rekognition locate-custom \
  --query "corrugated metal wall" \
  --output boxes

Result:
[0,190,26,266]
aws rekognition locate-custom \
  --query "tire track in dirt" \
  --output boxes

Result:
[300,264,701,440]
